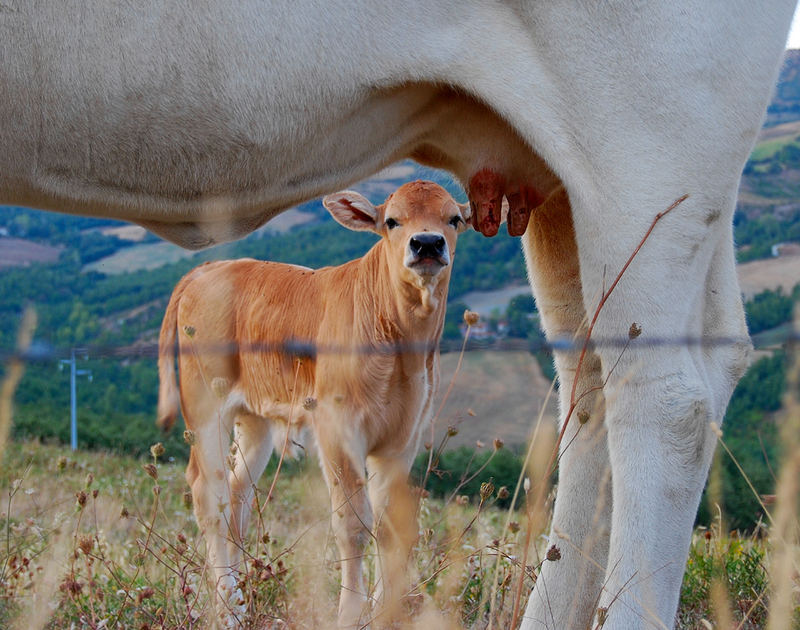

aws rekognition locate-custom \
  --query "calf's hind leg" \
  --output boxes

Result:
[183,398,243,624]
[227,412,275,568]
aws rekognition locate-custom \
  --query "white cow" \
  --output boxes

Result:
[1,2,795,628]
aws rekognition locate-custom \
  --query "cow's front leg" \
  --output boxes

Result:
[317,431,373,628]
[567,191,750,629]
[521,188,611,629]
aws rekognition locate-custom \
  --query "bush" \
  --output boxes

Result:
[679,528,770,629]
[412,444,525,508]
[745,287,795,335]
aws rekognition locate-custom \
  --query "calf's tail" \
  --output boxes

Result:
[156,272,196,433]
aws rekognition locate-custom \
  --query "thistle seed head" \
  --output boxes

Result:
[150,442,165,459]
[78,536,93,555]
[143,463,158,481]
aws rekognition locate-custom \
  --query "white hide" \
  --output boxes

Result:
[1,2,796,628]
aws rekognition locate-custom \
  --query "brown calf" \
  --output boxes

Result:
[157,181,469,627]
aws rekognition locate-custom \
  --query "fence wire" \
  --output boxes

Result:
[0,332,793,364]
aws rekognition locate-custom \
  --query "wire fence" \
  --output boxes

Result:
[0,332,793,364]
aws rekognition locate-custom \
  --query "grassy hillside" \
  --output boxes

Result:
[436,350,558,449]
[0,440,795,629]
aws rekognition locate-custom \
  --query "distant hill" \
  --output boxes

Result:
[765,49,800,127]
[0,237,62,269]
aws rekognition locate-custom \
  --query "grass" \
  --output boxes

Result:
[0,439,795,629]
[0,441,542,629]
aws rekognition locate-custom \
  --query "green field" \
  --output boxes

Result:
[750,134,800,162]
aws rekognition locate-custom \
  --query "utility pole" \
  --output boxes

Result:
[60,348,92,451]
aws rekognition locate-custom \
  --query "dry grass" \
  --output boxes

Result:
[0,333,798,628]
[436,351,557,449]
[0,434,795,629]
[736,249,800,299]
[0,441,546,629]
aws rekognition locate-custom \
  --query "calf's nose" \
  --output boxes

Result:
[409,233,446,258]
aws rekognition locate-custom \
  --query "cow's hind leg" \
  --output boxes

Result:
[227,412,275,569]
[521,188,611,629]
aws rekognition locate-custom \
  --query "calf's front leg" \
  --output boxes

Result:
[317,433,373,628]
[366,453,419,621]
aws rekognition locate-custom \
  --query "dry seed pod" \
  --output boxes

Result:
[143,463,158,481]
[150,442,165,459]
[546,545,562,562]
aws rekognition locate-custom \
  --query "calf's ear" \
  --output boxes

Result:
[323,191,379,232]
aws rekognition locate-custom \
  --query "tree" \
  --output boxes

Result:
[506,293,536,338]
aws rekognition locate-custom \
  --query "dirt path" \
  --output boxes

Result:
[737,246,800,298]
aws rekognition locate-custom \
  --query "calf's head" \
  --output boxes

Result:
[323,181,469,299]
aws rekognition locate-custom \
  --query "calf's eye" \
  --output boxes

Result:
[385,218,399,230]
[448,216,462,228]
